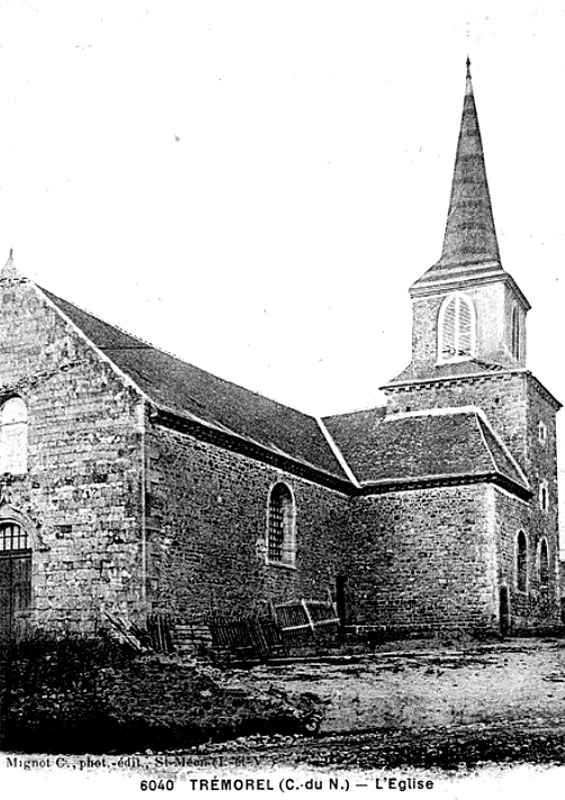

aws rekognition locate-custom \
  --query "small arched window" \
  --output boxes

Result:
[511,306,520,360]
[539,422,548,445]
[516,530,528,593]
[438,293,476,362]
[267,483,295,565]
[539,480,549,513]
[0,398,28,475]
[539,538,549,589]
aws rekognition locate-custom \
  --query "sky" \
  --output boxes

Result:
[0,2,564,497]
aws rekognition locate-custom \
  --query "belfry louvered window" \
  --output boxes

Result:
[438,293,476,362]
[267,483,295,565]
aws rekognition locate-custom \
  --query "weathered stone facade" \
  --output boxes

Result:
[0,277,145,633]
[345,485,497,634]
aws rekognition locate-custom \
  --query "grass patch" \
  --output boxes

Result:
[0,630,322,753]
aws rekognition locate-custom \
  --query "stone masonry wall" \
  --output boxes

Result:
[493,487,560,631]
[344,484,497,634]
[491,375,562,632]
[0,278,145,631]
[144,418,350,620]
[526,379,560,611]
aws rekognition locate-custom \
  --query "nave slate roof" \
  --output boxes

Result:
[39,287,349,483]
[322,406,530,497]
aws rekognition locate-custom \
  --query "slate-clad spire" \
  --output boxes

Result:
[438,58,501,267]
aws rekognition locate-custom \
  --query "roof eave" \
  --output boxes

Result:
[150,404,356,493]
[358,471,532,501]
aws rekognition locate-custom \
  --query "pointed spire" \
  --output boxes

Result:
[0,249,17,279]
[437,59,501,268]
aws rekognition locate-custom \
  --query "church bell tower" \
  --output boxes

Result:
[405,59,530,380]
[380,60,561,634]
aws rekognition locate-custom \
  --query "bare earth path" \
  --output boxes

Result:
[198,638,565,770]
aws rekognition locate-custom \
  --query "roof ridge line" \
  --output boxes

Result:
[37,284,328,474]
[38,285,162,352]
[322,404,386,422]
[38,284,319,419]
[33,284,154,406]
[315,416,360,488]
[473,408,530,489]
[474,410,499,475]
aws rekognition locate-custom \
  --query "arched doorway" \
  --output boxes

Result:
[0,522,31,641]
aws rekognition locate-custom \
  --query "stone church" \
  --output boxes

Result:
[0,63,561,641]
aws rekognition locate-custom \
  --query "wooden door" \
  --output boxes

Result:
[0,524,31,643]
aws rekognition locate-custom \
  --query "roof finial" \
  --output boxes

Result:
[466,56,471,78]
[1,248,17,279]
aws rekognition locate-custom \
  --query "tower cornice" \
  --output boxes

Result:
[380,368,561,411]
[410,268,531,310]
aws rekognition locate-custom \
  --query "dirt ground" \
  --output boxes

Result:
[198,637,565,770]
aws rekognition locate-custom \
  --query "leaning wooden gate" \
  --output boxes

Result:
[274,598,340,644]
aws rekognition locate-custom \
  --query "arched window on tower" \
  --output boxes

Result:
[511,306,520,360]
[516,530,528,593]
[0,398,28,475]
[438,293,476,362]
[539,480,549,513]
[267,483,295,566]
[539,537,550,616]
[539,538,549,590]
